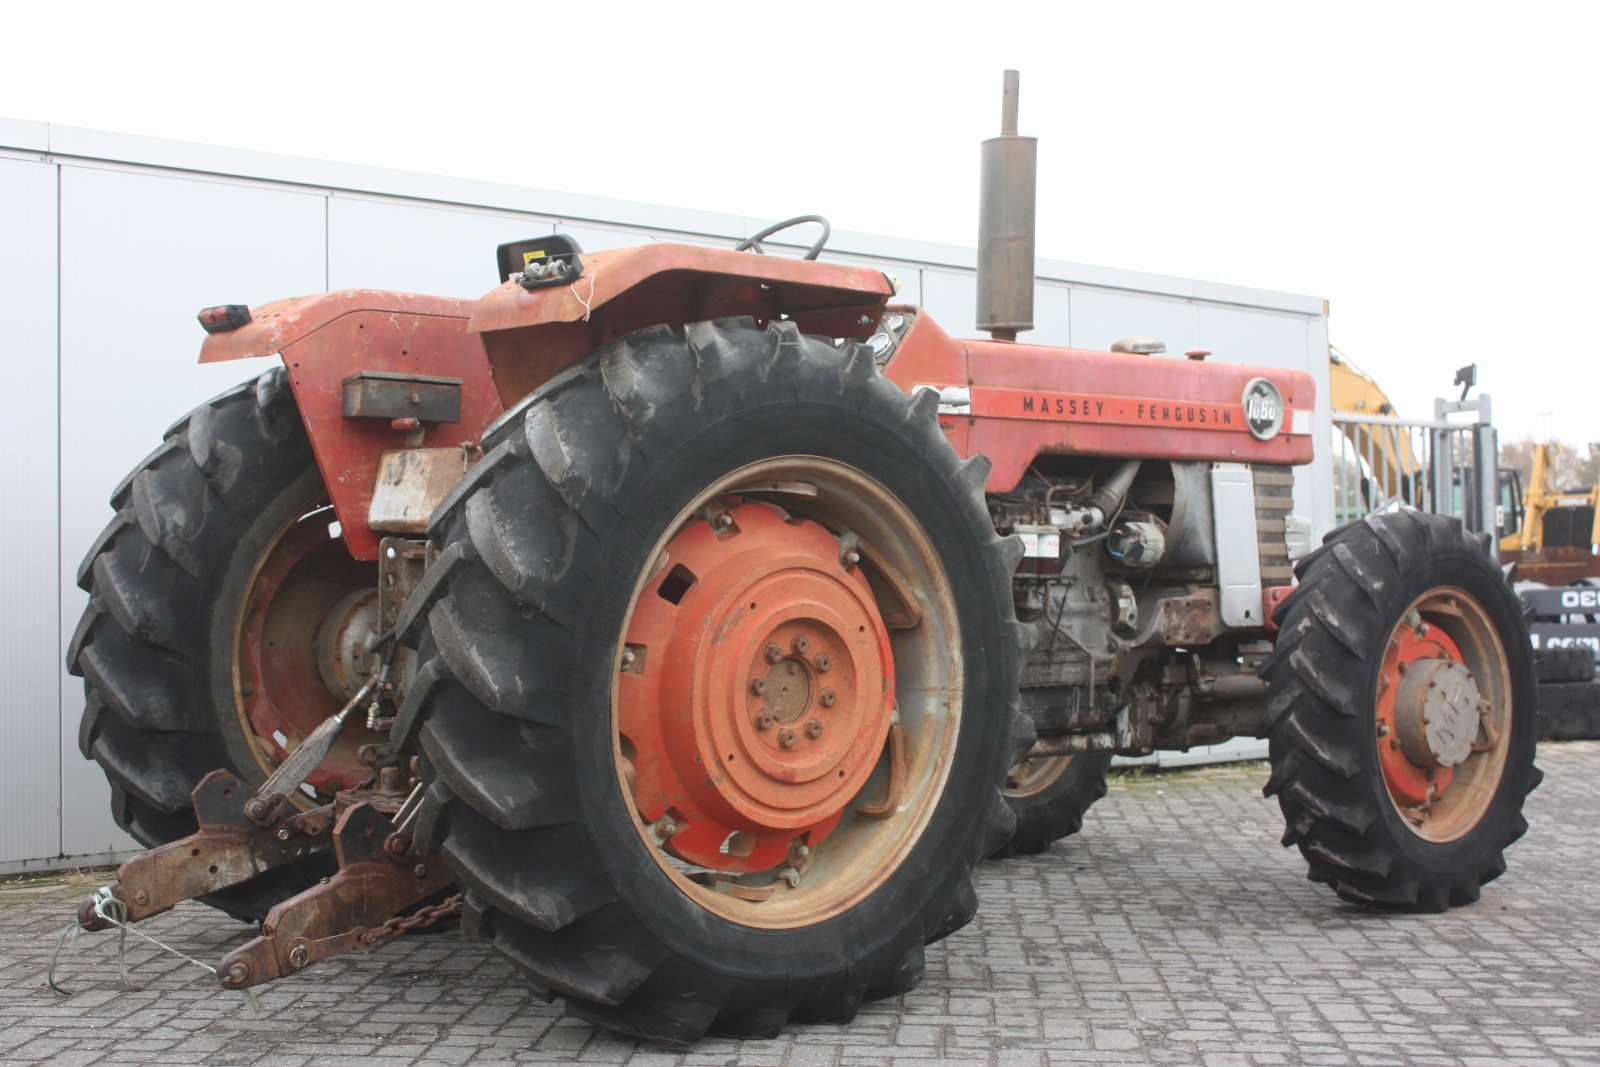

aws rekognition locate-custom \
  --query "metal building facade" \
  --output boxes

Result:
[0,117,1332,871]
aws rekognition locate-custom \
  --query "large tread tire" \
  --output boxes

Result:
[1534,644,1595,684]
[1260,511,1540,912]
[1537,680,1600,740]
[991,753,1112,858]
[402,318,1030,1044]
[70,366,336,920]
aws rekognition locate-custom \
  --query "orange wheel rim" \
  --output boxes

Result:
[1374,587,1512,842]
[1004,754,1073,798]
[611,457,964,929]
[234,502,379,796]
[620,503,896,872]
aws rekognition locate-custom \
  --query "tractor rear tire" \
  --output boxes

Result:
[69,367,338,921]
[400,318,1030,1044]
[991,752,1112,857]
[1260,511,1540,911]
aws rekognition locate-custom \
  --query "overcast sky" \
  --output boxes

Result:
[3,1,1595,444]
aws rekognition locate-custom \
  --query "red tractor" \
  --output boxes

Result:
[71,75,1537,1044]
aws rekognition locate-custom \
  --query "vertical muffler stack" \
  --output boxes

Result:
[976,69,1038,342]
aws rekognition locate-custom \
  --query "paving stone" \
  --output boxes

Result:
[2,743,1596,1065]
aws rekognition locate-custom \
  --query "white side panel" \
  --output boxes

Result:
[1301,314,1336,544]
[891,265,922,307]
[1070,287,1200,354]
[1212,465,1264,628]
[922,269,977,337]
[58,165,326,856]
[915,269,1070,346]
[0,158,61,864]
[329,196,554,295]
[556,221,723,254]
[1031,281,1071,348]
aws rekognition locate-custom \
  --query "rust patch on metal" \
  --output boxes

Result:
[1157,593,1222,646]
[368,450,477,534]
[216,803,455,990]
[77,771,336,931]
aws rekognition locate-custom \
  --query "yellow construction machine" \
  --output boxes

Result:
[1499,442,1600,586]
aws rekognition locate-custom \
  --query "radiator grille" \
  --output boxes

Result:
[1251,464,1295,585]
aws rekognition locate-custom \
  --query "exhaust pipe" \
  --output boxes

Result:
[976,69,1038,342]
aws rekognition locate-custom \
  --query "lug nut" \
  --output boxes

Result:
[653,816,678,839]
[764,643,783,664]
[755,711,775,731]
[804,719,823,739]
[814,653,831,673]
[749,677,766,695]
[819,689,836,708]
[620,648,636,670]
[777,728,796,749]
[791,634,810,655]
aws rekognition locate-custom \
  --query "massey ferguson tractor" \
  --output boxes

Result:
[69,74,1538,1044]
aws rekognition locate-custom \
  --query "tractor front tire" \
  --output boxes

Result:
[1261,511,1540,911]
[992,752,1112,858]
[401,318,1030,1044]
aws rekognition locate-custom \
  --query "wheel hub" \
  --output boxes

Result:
[1393,658,1482,769]
[1374,593,1509,832]
[237,507,379,796]
[314,588,381,701]
[619,501,896,872]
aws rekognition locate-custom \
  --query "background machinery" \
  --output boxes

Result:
[68,74,1540,1043]
[1328,348,1598,737]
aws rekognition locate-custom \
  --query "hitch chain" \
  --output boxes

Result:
[357,893,463,946]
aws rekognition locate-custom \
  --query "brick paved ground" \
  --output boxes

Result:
[3,742,1596,1067]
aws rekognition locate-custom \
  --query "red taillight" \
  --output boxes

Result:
[197,305,252,333]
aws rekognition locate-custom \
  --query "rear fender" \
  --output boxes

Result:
[200,290,502,561]
[469,242,896,407]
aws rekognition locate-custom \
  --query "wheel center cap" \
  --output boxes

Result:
[1394,658,1481,768]
[760,656,813,727]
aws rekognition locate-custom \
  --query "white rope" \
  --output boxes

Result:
[575,271,597,322]
[49,887,261,1011]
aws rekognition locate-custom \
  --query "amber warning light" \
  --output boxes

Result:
[197,304,252,333]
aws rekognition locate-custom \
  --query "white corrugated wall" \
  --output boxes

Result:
[0,120,1329,871]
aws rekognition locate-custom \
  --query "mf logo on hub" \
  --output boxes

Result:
[1242,378,1284,441]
